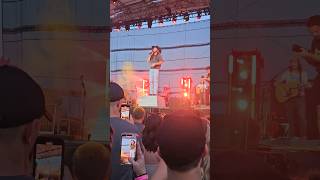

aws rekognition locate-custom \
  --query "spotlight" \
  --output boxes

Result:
[196,11,202,20]
[147,19,153,28]
[125,24,130,31]
[183,13,189,22]
[239,70,249,80]
[172,15,177,24]
[237,99,249,111]
[112,0,117,4]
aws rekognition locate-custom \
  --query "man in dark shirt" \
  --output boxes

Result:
[0,66,45,180]
[110,82,140,180]
[298,15,320,138]
[147,46,164,96]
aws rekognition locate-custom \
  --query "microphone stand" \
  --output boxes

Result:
[80,75,86,139]
[260,67,288,139]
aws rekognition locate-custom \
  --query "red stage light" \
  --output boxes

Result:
[142,79,150,96]
[172,15,177,24]
[137,22,142,29]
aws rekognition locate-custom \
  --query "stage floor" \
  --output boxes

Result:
[260,138,320,152]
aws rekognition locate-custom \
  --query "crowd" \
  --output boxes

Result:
[0,65,210,180]
[109,81,210,180]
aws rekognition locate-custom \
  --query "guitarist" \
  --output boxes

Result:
[294,15,320,138]
[274,58,310,139]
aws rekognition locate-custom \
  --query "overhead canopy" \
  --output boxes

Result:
[110,0,210,26]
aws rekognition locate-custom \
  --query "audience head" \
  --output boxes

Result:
[213,151,289,180]
[0,65,45,173]
[110,82,124,116]
[307,15,320,38]
[156,110,206,172]
[72,142,111,180]
[142,113,162,152]
[132,106,146,124]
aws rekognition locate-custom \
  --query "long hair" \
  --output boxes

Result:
[142,113,162,152]
[152,45,162,53]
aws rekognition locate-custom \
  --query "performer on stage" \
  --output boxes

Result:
[294,15,320,138]
[196,76,209,106]
[147,46,164,96]
[274,57,310,139]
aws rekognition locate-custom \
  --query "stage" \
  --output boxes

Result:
[259,138,320,152]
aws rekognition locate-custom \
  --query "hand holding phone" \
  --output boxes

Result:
[33,136,64,180]
[120,104,130,120]
[129,142,147,176]
[120,133,137,165]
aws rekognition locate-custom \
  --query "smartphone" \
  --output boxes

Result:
[120,104,130,120]
[120,133,137,165]
[33,136,64,180]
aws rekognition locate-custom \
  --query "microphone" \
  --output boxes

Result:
[80,75,86,97]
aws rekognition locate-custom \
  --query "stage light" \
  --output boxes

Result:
[143,79,150,96]
[204,9,210,16]
[125,24,130,31]
[147,19,153,28]
[239,69,249,80]
[172,15,177,24]
[197,11,202,20]
[183,13,189,22]
[137,22,142,29]
[158,17,164,25]
[237,99,248,111]
[112,0,117,4]
[184,92,188,97]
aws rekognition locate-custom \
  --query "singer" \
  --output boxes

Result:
[146,46,164,95]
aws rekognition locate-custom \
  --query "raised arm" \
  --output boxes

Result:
[147,54,152,62]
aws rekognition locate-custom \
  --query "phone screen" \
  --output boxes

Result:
[120,105,130,120]
[34,142,63,180]
[120,133,137,165]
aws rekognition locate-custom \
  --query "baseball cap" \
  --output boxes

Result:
[156,110,206,169]
[0,65,45,128]
[110,82,124,102]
